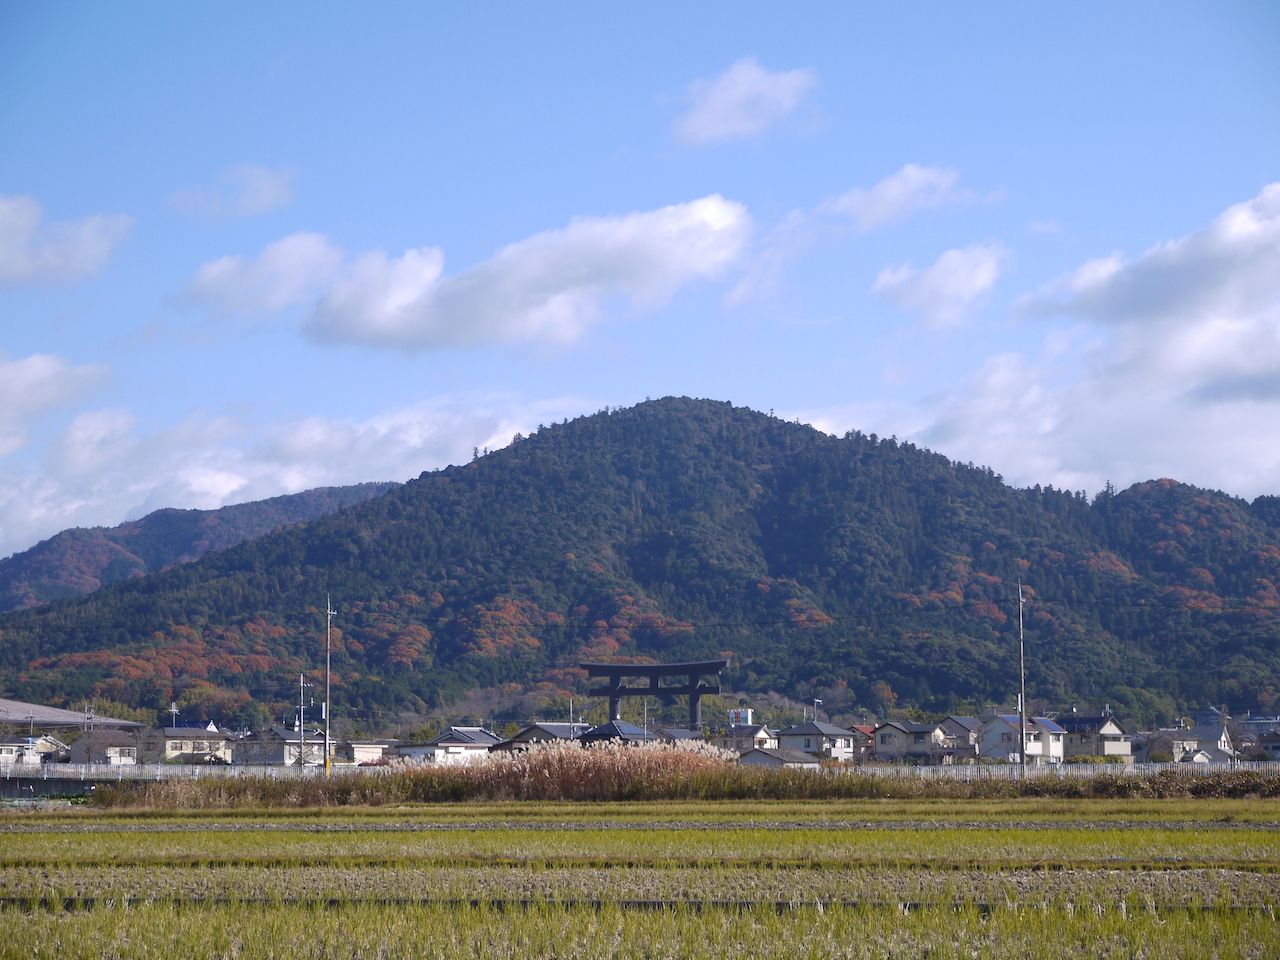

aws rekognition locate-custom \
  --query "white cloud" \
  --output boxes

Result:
[0,195,132,285]
[0,393,586,561]
[53,408,137,474]
[172,164,296,219]
[871,243,1008,327]
[192,196,751,348]
[190,232,343,315]
[726,164,988,306]
[802,338,1280,502]
[908,346,1280,499]
[675,57,816,145]
[823,164,973,232]
[1019,181,1280,403]
[312,194,750,347]
[0,353,106,457]
[813,184,1280,500]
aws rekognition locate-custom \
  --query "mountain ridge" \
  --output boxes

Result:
[0,482,395,613]
[1,397,1276,730]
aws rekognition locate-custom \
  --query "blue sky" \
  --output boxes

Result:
[2,2,1278,559]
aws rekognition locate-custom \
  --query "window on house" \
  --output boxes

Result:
[1001,733,1011,743]
[913,733,925,743]
[880,733,890,744]
[804,738,811,749]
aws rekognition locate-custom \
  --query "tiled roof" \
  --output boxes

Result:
[726,724,772,736]
[580,720,654,742]
[267,725,329,743]
[993,715,1067,734]
[519,722,590,740]
[874,720,939,735]
[1057,715,1125,735]
[778,721,856,738]
[427,726,502,747]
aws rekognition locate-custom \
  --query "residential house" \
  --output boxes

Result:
[1236,715,1280,739]
[708,724,778,753]
[978,715,1066,764]
[1141,718,1237,764]
[939,716,983,762]
[1057,714,1131,763]
[1256,732,1280,761]
[341,738,399,765]
[136,726,232,764]
[490,722,591,752]
[737,747,821,770]
[68,730,138,765]
[872,721,947,763]
[1178,749,1216,764]
[1138,728,1198,763]
[1183,723,1236,763]
[396,726,501,765]
[775,721,862,762]
[232,725,327,766]
[0,738,43,765]
[578,720,655,746]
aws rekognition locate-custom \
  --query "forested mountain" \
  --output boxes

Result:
[0,483,393,613]
[1,398,1277,730]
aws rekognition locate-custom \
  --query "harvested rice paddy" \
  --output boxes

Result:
[2,797,1278,957]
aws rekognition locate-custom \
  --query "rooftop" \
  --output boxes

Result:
[777,721,858,738]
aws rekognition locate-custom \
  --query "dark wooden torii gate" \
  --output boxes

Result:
[579,659,727,729]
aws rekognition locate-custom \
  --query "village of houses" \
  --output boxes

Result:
[4,694,1280,774]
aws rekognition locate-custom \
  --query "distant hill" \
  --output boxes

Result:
[0,483,394,612]
[1,398,1276,730]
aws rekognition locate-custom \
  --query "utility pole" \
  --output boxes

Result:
[1018,580,1028,772]
[299,673,307,768]
[325,595,336,777]
[814,698,823,725]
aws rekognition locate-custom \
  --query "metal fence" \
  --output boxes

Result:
[3,759,1280,784]
[0,762,389,781]
[844,760,1280,780]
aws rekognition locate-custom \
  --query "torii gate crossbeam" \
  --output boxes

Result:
[579,660,727,729]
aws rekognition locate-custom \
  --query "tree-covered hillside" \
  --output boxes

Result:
[1,398,1276,729]
[0,483,394,612]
